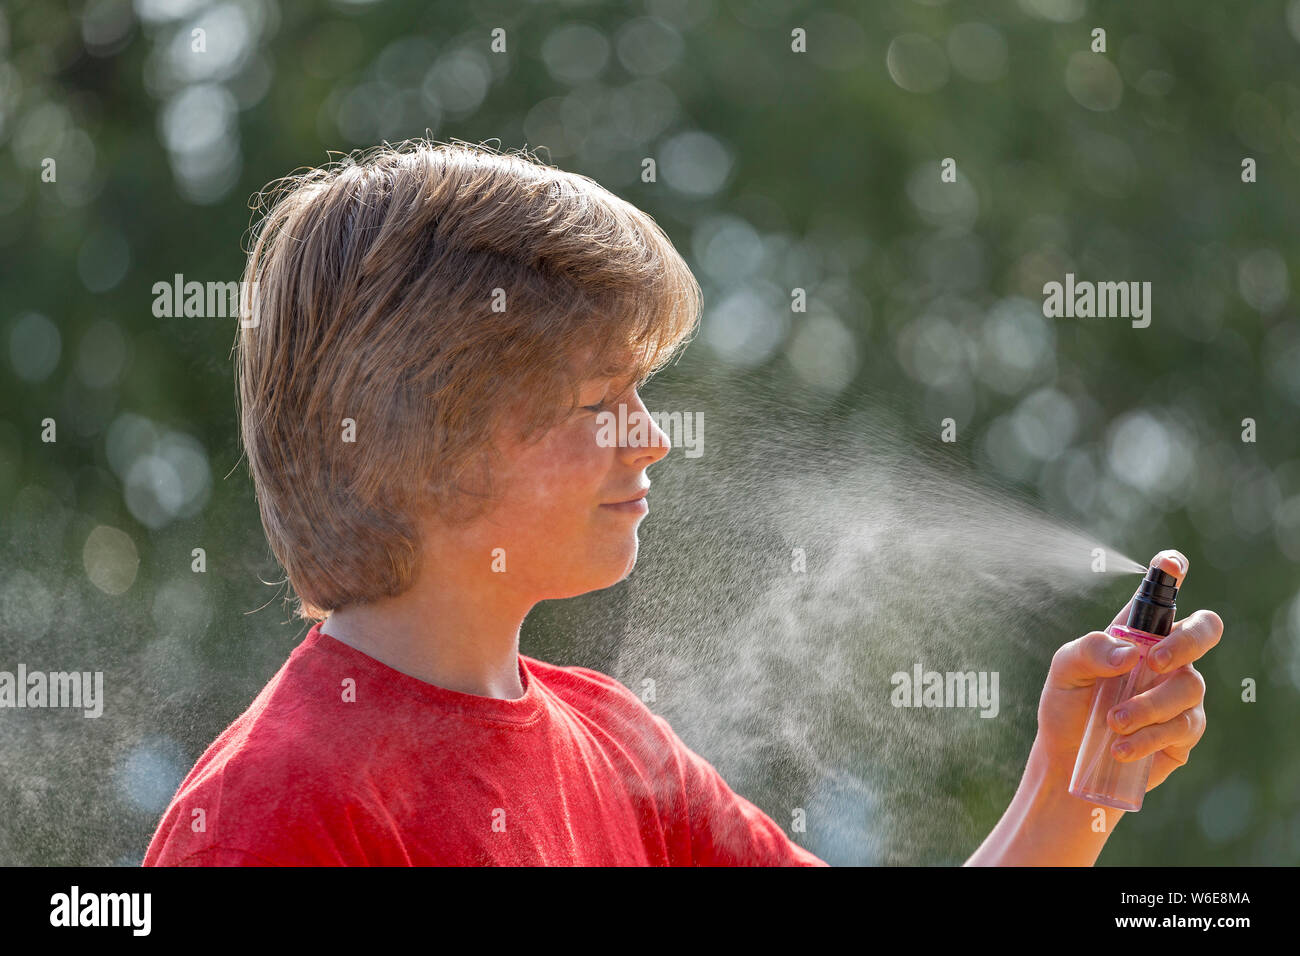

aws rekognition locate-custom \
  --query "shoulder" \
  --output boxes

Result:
[525,656,635,695]
[145,659,388,866]
[524,656,653,716]
[181,649,362,787]
[522,656,679,749]
[145,721,385,865]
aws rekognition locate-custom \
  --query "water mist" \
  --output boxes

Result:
[589,383,1151,864]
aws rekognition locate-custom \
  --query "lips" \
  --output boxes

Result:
[604,488,649,505]
[600,486,650,513]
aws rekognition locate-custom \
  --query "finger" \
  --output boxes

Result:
[1049,631,1142,689]
[1107,666,1205,733]
[1150,550,1189,587]
[1149,609,1224,674]
[1112,706,1205,763]
[1148,743,1196,788]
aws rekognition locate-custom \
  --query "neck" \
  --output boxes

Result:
[321,544,533,701]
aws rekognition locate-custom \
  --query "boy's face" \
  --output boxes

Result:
[468,375,671,601]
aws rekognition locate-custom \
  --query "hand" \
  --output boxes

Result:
[1033,550,1223,796]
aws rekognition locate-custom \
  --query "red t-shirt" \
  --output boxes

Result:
[143,623,825,866]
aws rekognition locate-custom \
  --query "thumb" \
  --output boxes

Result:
[1048,630,1140,690]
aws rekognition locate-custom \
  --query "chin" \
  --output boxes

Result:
[551,540,640,598]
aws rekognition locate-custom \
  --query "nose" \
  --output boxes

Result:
[617,389,671,467]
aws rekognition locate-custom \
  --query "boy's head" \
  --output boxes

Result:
[236,140,701,620]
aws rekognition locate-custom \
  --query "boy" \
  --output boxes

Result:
[144,141,1221,865]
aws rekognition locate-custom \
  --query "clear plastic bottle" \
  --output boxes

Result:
[1068,565,1180,812]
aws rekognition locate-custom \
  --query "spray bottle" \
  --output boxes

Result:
[1068,562,1181,812]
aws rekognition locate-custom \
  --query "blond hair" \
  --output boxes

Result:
[235,139,701,619]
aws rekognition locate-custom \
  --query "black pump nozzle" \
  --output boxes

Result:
[1127,565,1179,637]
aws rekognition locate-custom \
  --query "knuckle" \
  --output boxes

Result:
[1162,711,1198,751]
[1053,635,1091,670]
[1074,631,1106,657]
[1086,631,1115,658]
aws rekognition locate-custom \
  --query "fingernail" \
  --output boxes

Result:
[1114,709,1130,729]
[1109,645,1134,665]
[1114,742,1132,758]
[1152,647,1172,670]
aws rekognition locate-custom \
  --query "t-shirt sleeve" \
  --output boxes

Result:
[650,714,827,867]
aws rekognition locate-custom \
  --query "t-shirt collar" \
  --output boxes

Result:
[301,622,547,726]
